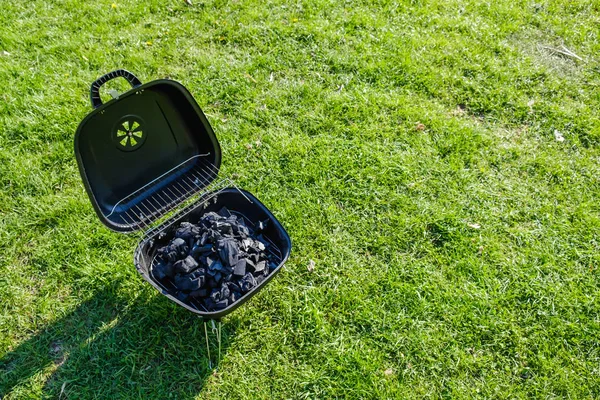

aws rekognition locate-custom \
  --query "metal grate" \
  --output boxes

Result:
[104,154,232,232]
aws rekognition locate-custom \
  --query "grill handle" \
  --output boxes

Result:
[90,69,142,109]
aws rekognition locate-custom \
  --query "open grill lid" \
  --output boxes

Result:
[74,70,222,232]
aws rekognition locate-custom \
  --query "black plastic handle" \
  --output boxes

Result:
[90,69,142,109]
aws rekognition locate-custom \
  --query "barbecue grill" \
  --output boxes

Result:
[74,69,291,365]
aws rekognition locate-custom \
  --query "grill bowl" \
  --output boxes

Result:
[134,188,291,319]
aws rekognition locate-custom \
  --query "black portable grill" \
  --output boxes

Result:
[74,70,292,330]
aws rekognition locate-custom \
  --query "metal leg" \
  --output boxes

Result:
[203,320,212,369]
[218,321,222,366]
[204,320,222,370]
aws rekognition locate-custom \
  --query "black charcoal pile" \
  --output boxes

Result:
[152,208,277,311]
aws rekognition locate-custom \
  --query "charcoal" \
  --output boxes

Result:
[245,258,256,272]
[155,207,279,310]
[233,223,249,237]
[206,256,217,268]
[207,229,222,242]
[240,238,253,251]
[210,289,221,302]
[165,250,178,263]
[206,278,218,289]
[191,243,212,258]
[230,291,241,303]
[172,237,189,254]
[174,274,203,292]
[209,259,224,273]
[203,298,215,309]
[228,281,241,293]
[233,259,247,277]
[153,261,174,280]
[189,288,208,298]
[199,255,209,267]
[199,231,209,246]
[215,221,233,235]
[202,211,221,222]
[175,222,194,239]
[220,284,231,300]
[192,268,206,280]
[214,299,229,309]
[240,273,257,293]
[254,260,267,273]
[175,291,189,302]
[218,239,239,267]
[173,255,199,274]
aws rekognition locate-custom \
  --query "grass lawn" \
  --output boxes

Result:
[1,0,599,398]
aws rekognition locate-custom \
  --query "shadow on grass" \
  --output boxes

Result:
[0,283,235,399]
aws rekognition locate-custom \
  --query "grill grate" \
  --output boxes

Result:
[104,154,234,232]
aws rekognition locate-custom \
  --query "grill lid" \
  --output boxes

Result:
[74,70,222,232]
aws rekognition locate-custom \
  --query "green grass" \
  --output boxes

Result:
[1,0,599,398]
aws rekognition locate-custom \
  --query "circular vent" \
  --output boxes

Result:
[113,116,147,151]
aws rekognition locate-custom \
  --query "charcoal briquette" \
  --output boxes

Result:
[255,275,265,285]
[254,260,267,273]
[210,259,224,272]
[220,284,231,300]
[169,238,189,258]
[191,243,212,258]
[175,291,189,302]
[153,261,174,280]
[175,222,195,239]
[245,257,256,272]
[189,288,208,298]
[174,274,203,292]
[240,273,257,293]
[203,298,215,309]
[218,239,239,267]
[199,231,209,245]
[233,259,247,277]
[241,238,253,251]
[227,281,241,293]
[173,255,199,274]
[230,291,241,302]
[214,272,222,282]
[206,278,218,289]
[202,211,221,222]
[210,288,221,302]
[214,299,229,309]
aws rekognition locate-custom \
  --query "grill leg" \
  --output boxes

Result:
[203,320,212,369]
[203,319,222,369]
[218,320,222,365]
